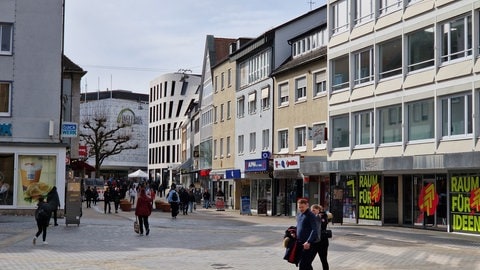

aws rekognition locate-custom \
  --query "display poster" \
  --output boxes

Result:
[17,155,57,206]
[0,154,14,205]
[241,196,251,215]
[450,175,480,233]
[358,174,382,220]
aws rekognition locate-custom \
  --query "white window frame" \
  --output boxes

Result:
[407,26,435,72]
[354,0,374,26]
[441,93,472,138]
[313,71,327,97]
[237,96,245,118]
[238,135,244,155]
[279,83,289,106]
[332,0,350,35]
[295,77,307,101]
[249,132,256,153]
[220,138,224,158]
[441,15,473,63]
[295,126,307,152]
[248,91,257,114]
[354,48,374,86]
[379,0,402,16]
[332,55,349,91]
[311,122,327,150]
[354,111,374,147]
[262,129,269,150]
[0,23,13,55]
[332,114,350,149]
[261,87,270,110]
[213,139,218,159]
[278,129,289,153]
[226,136,231,157]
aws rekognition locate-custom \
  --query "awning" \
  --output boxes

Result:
[70,159,95,172]
[175,158,193,172]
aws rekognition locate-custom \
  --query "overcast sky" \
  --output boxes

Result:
[64,0,326,94]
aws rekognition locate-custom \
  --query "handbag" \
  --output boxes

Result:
[322,229,332,239]
[134,217,140,234]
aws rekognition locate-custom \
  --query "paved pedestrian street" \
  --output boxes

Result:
[1,204,479,270]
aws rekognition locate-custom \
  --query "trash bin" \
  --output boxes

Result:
[65,177,82,226]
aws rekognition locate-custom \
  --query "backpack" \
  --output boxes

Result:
[35,203,50,220]
[171,191,178,202]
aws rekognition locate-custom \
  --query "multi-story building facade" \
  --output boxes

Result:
[231,7,326,215]
[148,72,201,190]
[80,90,149,178]
[272,11,329,216]
[0,0,66,211]
[325,0,480,233]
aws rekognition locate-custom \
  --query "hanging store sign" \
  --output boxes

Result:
[273,156,300,170]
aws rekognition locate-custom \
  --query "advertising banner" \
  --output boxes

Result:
[17,155,57,206]
[450,175,480,233]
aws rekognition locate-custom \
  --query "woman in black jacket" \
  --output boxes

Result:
[47,186,60,226]
[311,204,329,270]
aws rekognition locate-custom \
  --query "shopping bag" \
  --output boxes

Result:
[134,217,140,234]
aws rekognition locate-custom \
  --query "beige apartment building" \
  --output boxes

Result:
[326,0,480,233]
[272,25,329,216]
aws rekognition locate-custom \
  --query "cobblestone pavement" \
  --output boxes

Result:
[1,202,480,270]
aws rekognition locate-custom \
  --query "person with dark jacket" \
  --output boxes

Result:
[202,189,211,209]
[104,187,112,214]
[311,204,330,270]
[47,186,60,226]
[135,188,153,235]
[85,186,93,208]
[33,197,52,245]
[167,184,180,218]
[296,198,318,270]
[180,188,189,215]
[112,187,121,213]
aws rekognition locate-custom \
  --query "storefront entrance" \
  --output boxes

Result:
[383,176,399,224]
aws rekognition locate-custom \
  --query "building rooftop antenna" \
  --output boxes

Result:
[307,0,315,10]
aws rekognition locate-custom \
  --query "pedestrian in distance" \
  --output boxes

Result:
[104,186,112,214]
[296,198,318,270]
[33,197,52,245]
[129,185,137,205]
[113,186,121,213]
[311,204,330,270]
[85,186,93,208]
[135,188,153,236]
[92,187,99,206]
[188,189,196,213]
[180,188,189,215]
[202,189,211,209]
[47,186,60,226]
[167,184,180,218]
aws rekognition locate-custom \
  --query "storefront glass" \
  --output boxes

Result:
[17,155,57,207]
[450,172,480,234]
[0,153,14,206]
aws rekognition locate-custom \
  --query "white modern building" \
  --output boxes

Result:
[148,72,201,189]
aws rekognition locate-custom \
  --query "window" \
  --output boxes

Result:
[313,71,326,96]
[379,0,401,15]
[332,55,349,91]
[226,136,231,157]
[354,48,373,85]
[227,101,231,119]
[237,96,245,118]
[279,83,289,105]
[354,111,374,146]
[379,105,402,143]
[220,104,224,121]
[214,76,218,92]
[238,135,244,154]
[295,126,307,151]
[0,82,11,116]
[227,69,232,86]
[441,15,472,63]
[214,106,217,123]
[292,29,327,57]
[312,123,327,147]
[278,130,289,152]
[295,77,307,101]
[407,99,434,141]
[379,38,402,79]
[221,72,225,90]
[332,0,349,34]
[213,139,217,159]
[441,94,472,137]
[332,115,349,148]
[0,24,13,54]
[220,138,224,158]
[239,49,271,87]
[248,92,257,114]
[261,87,270,110]
[355,0,374,26]
[262,129,269,150]
[408,27,434,72]
[249,132,256,153]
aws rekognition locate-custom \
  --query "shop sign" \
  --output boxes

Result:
[225,169,241,179]
[0,123,12,136]
[358,174,381,220]
[78,145,87,157]
[273,156,300,170]
[450,175,480,233]
[245,159,268,172]
[61,122,78,138]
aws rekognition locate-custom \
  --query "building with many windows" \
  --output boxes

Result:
[326,0,480,233]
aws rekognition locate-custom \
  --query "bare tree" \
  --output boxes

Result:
[79,111,138,173]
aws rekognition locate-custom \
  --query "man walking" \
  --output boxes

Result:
[296,198,318,270]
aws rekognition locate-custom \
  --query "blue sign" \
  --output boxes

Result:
[244,159,268,172]
[240,196,251,215]
[0,123,12,136]
[225,169,241,179]
[62,122,78,138]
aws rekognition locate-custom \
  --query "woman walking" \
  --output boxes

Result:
[135,188,153,235]
[311,204,330,270]
[33,197,52,245]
